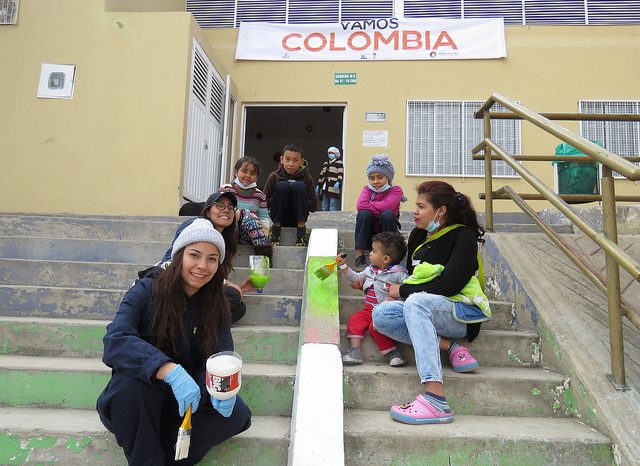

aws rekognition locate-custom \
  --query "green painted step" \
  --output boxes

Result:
[0,356,295,416]
[344,410,612,465]
[343,364,571,418]
[340,327,541,368]
[0,318,300,364]
[0,406,289,466]
[0,286,301,325]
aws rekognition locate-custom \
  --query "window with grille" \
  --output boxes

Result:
[580,101,640,178]
[187,0,640,28]
[407,100,520,177]
[0,0,18,24]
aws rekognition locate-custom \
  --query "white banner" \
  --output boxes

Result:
[236,17,506,61]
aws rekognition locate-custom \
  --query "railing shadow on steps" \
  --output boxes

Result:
[472,92,640,389]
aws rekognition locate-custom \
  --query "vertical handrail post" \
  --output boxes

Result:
[483,111,494,231]
[601,165,626,388]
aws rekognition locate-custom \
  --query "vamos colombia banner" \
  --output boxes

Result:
[235,17,506,61]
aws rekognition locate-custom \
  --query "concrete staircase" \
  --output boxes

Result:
[0,214,300,464]
[0,212,615,464]
[322,223,613,465]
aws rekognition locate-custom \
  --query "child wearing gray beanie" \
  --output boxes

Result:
[171,218,226,263]
[354,154,406,269]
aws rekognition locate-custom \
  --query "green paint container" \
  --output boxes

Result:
[249,255,270,293]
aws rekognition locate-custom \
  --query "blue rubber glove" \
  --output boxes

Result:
[315,186,320,196]
[333,181,340,190]
[164,364,201,416]
[211,395,236,417]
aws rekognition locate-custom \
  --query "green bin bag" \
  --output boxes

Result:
[554,142,600,196]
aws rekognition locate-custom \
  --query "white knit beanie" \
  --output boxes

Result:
[170,218,226,263]
[327,146,341,157]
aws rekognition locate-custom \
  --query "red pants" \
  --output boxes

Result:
[346,307,396,354]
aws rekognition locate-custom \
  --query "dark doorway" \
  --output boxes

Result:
[243,106,345,203]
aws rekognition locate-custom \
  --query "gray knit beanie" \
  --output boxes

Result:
[171,218,226,263]
[366,154,395,184]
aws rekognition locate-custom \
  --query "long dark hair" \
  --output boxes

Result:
[417,181,485,244]
[151,248,231,357]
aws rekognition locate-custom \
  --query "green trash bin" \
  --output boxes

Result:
[554,143,600,199]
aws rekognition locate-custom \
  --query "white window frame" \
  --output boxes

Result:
[579,100,640,179]
[406,100,521,178]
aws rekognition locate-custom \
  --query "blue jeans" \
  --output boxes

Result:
[372,293,468,384]
[321,195,339,211]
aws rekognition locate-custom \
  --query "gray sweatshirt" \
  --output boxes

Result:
[343,264,409,304]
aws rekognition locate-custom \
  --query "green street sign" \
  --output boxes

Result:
[335,73,356,85]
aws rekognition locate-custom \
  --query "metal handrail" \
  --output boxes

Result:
[472,93,640,389]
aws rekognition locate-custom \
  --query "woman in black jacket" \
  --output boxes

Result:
[372,181,490,426]
[97,218,251,465]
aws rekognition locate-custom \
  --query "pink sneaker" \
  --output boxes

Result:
[390,394,454,424]
[449,344,479,373]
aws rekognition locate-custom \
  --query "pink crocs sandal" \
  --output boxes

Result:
[449,344,479,373]
[390,394,454,424]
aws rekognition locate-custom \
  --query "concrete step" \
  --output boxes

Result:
[340,327,540,368]
[0,356,295,416]
[0,406,290,465]
[343,364,570,418]
[0,214,181,241]
[0,285,302,324]
[339,296,515,330]
[0,259,303,295]
[343,410,612,465]
[0,236,306,269]
[0,317,300,364]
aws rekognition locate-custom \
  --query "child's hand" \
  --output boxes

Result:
[335,253,347,267]
[386,284,401,298]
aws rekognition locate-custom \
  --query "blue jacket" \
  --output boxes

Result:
[98,277,233,408]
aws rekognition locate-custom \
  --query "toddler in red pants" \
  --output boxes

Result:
[338,231,408,367]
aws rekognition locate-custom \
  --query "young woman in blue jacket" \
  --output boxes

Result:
[97,218,252,465]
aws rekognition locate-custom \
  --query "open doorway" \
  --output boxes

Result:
[242,105,346,208]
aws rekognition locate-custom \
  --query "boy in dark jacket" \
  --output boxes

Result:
[263,143,318,246]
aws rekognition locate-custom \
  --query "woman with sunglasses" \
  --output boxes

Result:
[158,191,254,323]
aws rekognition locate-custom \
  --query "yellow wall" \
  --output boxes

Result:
[204,25,640,212]
[1,3,638,216]
[0,0,193,215]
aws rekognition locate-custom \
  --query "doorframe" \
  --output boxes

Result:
[240,102,348,206]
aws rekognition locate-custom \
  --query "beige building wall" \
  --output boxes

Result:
[205,25,640,212]
[0,0,195,215]
[1,1,637,216]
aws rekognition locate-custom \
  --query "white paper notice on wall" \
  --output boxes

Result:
[37,64,76,99]
[362,130,388,147]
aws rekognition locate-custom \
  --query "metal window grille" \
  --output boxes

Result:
[341,0,393,21]
[288,0,339,24]
[463,0,524,25]
[186,0,640,27]
[0,0,18,24]
[580,100,640,178]
[587,0,640,25]
[407,100,520,177]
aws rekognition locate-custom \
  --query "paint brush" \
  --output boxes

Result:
[313,253,347,280]
[175,405,192,461]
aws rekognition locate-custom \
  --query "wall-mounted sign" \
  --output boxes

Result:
[366,112,386,122]
[37,63,76,99]
[363,130,388,147]
[236,17,506,61]
[335,72,356,85]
